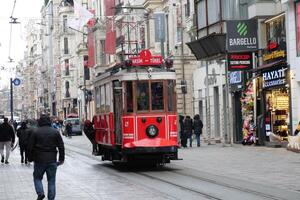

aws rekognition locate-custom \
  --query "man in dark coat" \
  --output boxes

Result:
[27,114,65,200]
[184,116,194,147]
[17,121,31,164]
[179,115,184,147]
[0,117,15,164]
[193,114,203,147]
[83,119,97,154]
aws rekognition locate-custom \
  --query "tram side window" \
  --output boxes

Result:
[137,82,149,111]
[100,85,105,113]
[151,82,164,110]
[96,87,100,109]
[105,84,111,112]
[126,82,133,112]
[167,80,175,111]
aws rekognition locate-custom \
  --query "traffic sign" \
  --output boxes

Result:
[12,78,21,86]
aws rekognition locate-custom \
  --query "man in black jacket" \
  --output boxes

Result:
[0,117,15,164]
[28,114,65,200]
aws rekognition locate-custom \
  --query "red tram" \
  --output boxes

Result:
[92,50,179,164]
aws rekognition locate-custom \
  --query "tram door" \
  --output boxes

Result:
[113,80,123,145]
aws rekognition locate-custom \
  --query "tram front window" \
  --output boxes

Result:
[151,82,164,110]
[137,82,149,111]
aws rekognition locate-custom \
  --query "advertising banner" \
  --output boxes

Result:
[227,19,258,52]
[228,52,253,71]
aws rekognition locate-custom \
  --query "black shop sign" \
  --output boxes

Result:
[227,19,258,52]
[262,66,287,89]
[228,52,253,71]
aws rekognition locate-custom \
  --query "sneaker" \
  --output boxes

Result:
[1,156,4,163]
[5,160,9,164]
[37,194,45,200]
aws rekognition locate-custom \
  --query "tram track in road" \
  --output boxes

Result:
[65,143,299,200]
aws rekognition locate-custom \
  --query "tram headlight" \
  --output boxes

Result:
[146,125,159,138]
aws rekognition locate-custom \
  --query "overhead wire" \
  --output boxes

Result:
[8,0,18,63]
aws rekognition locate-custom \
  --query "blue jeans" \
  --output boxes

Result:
[189,134,193,147]
[33,162,57,200]
[195,134,201,146]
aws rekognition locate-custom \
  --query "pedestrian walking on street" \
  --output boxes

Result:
[0,117,15,164]
[83,119,97,154]
[193,114,203,147]
[27,114,65,200]
[65,122,72,138]
[17,121,31,164]
[183,116,193,147]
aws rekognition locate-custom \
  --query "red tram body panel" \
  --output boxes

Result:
[92,51,179,164]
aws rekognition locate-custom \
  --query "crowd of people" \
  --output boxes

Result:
[179,114,204,148]
[0,115,65,200]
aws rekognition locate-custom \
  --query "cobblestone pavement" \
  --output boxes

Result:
[0,136,172,200]
[66,136,300,194]
[1,135,300,200]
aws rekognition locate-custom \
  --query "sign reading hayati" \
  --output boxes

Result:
[130,50,163,66]
[227,19,258,52]
[262,66,287,88]
[228,52,253,71]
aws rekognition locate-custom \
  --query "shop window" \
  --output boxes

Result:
[266,15,286,49]
[137,82,149,111]
[126,82,133,113]
[151,82,164,110]
[265,89,289,137]
[167,80,176,112]
[296,2,300,56]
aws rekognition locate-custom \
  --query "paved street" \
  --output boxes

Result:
[1,135,300,200]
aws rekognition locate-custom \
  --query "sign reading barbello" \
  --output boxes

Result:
[228,52,252,71]
[227,19,258,52]
[262,67,287,89]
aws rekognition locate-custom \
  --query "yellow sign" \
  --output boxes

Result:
[263,50,285,62]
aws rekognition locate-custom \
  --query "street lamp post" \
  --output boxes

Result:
[10,77,21,121]
[10,78,13,121]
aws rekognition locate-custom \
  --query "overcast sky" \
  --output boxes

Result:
[0,0,43,89]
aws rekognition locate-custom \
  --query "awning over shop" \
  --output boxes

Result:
[250,60,286,72]
[186,33,226,60]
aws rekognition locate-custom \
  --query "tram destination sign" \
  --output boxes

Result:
[262,66,287,89]
[226,19,258,52]
[228,52,253,71]
[130,49,163,66]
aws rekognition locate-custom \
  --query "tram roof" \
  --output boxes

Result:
[93,65,176,84]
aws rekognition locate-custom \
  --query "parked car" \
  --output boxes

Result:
[63,118,82,136]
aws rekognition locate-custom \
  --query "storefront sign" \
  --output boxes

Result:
[227,19,258,52]
[229,71,242,84]
[130,49,162,66]
[262,67,287,88]
[263,50,286,62]
[228,53,253,71]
